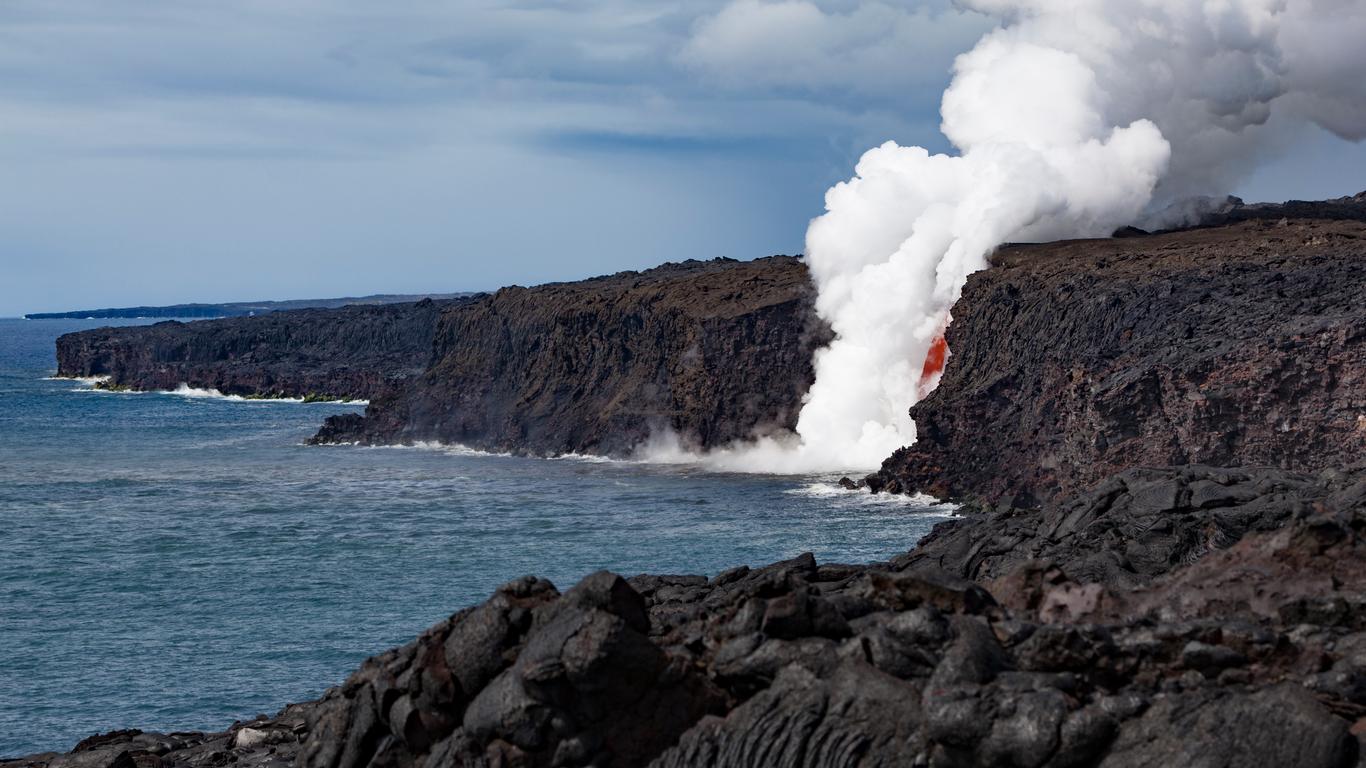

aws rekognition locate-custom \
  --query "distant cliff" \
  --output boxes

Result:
[55,298,463,402]
[28,293,467,320]
[867,215,1366,508]
[313,257,825,455]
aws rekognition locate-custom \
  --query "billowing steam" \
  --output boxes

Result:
[657,0,1366,473]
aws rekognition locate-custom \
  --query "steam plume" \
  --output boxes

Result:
[675,0,1366,473]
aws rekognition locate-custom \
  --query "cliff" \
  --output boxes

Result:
[867,215,1366,508]
[55,298,462,402]
[312,256,825,455]
[26,293,467,320]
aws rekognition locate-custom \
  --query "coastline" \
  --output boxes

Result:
[11,198,1366,767]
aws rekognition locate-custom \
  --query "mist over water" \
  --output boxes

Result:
[0,318,951,757]
[687,0,1366,474]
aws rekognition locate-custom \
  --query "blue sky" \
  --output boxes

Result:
[1,0,1363,316]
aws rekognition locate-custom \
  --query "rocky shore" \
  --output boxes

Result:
[18,196,1366,766]
[8,464,1364,767]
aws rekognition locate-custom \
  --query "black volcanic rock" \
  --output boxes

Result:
[894,465,1366,590]
[868,217,1366,509]
[313,256,827,455]
[55,298,465,402]
[16,475,1363,768]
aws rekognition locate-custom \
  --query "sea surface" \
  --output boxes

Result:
[0,317,952,757]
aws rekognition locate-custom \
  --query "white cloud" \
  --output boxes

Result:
[679,0,991,97]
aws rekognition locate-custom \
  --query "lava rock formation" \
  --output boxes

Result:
[869,216,1366,509]
[55,298,463,402]
[311,256,824,456]
[9,467,1363,767]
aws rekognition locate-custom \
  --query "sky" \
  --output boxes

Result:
[1,0,1364,316]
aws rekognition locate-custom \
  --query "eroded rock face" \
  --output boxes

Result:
[55,299,462,402]
[895,466,1366,589]
[869,217,1366,509]
[313,257,826,456]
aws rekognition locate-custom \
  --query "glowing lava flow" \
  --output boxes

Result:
[920,334,948,384]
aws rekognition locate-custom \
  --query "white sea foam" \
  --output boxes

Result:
[370,440,516,459]
[548,452,621,464]
[44,374,110,385]
[59,377,365,404]
[165,384,367,404]
[784,482,958,513]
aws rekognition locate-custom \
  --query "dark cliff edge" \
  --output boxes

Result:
[311,256,826,456]
[54,298,467,402]
[27,293,468,321]
[867,214,1366,510]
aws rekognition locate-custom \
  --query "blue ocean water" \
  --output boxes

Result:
[0,317,951,757]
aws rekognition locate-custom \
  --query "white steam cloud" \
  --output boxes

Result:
[655,0,1366,474]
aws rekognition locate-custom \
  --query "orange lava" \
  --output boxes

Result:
[920,333,949,385]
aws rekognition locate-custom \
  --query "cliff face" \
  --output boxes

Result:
[314,257,825,455]
[869,217,1366,508]
[55,299,461,402]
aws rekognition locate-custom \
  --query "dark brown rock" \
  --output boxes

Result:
[313,256,827,455]
[870,217,1366,509]
[894,466,1363,589]
[55,298,461,402]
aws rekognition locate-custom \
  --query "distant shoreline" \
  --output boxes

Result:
[23,292,468,320]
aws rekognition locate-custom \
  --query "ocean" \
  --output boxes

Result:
[0,317,952,756]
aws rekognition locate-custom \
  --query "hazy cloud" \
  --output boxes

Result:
[680,0,990,101]
[0,0,1360,316]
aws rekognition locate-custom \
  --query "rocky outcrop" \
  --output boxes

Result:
[54,299,464,402]
[869,216,1366,509]
[15,472,1363,768]
[896,465,1366,590]
[1,705,314,768]
[1179,190,1366,230]
[312,257,825,456]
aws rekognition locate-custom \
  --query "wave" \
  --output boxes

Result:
[166,384,368,404]
[44,375,110,386]
[547,452,622,464]
[59,377,366,404]
[783,482,958,512]
[362,441,515,459]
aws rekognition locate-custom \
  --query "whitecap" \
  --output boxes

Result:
[365,441,515,459]
[44,374,110,386]
[548,453,620,464]
[783,482,958,513]
[162,384,367,404]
